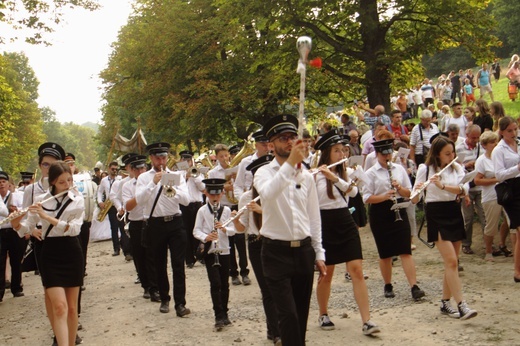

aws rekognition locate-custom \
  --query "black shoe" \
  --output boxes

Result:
[223,317,232,326]
[34,270,40,276]
[242,275,251,285]
[187,262,195,268]
[13,291,25,298]
[411,284,425,300]
[112,251,120,256]
[273,336,282,345]
[215,319,225,331]
[384,283,395,298]
[231,276,242,285]
[75,334,82,345]
[500,245,513,257]
[159,301,169,313]
[134,276,141,284]
[150,291,161,302]
[175,304,191,317]
[124,254,133,261]
[143,289,151,299]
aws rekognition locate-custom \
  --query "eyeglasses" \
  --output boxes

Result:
[41,162,51,168]
[274,134,298,143]
[111,168,119,172]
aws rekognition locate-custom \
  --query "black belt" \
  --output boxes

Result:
[0,227,14,232]
[248,234,263,244]
[148,214,182,223]
[262,236,311,248]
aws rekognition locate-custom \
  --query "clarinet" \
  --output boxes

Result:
[387,160,403,222]
[211,201,221,267]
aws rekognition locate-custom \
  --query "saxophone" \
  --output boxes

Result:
[97,199,113,222]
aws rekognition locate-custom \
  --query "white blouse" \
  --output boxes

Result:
[362,161,411,203]
[315,173,357,210]
[413,163,469,203]
[17,189,85,239]
[493,139,520,181]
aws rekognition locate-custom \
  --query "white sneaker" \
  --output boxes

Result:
[318,314,335,330]
[362,320,380,335]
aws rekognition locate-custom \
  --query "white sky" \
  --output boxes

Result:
[1,0,134,125]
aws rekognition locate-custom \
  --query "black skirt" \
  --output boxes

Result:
[320,208,362,265]
[368,200,411,259]
[426,201,465,243]
[348,192,367,228]
[501,177,520,229]
[40,236,84,288]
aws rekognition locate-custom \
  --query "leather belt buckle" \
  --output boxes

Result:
[290,240,300,248]
[164,215,174,222]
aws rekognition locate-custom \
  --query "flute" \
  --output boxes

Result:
[410,157,458,201]
[0,187,73,226]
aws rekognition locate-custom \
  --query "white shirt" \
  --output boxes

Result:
[110,176,131,210]
[315,173,357,210]
[183,171,205,203]
[97,175,118,204]
[413,163,469,203]
[238,190,260,236]
[122,178,145,221]
[0,191,14,223]
[456,140,483,192]
[254,159,325,262]
[23,178,48,208]
[362,161,412,203]
[475,154,497,203]
[444,116,468,138]
[410,123,439,154]
[135,167,189,218]
[17,189,85,239]
[233,153,258,201]
[193,203,235,255]
[363,151,377,171]
[208,164,234,206]
[493,139,520,181]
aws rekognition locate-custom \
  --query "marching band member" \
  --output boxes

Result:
[412,136,477,320]
[254,114,326,346]
[122,155,160,302]
[17,172,34,192]
[313,130,380,335]
[0,171,25,302]
[193,178,239,330]
[97,160,126,257]
[301,130,315,169]
[178,150,205,269]
[363,139,425,300]
[110,153,138,262]
[493,116,520,283]
[209,144,250,286]
[12,161,85,346]
[135,142,191,315]
[235,154,281,344]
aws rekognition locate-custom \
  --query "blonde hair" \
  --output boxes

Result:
[479,131,498,146]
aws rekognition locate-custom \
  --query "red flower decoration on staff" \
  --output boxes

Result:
[309,57,322,69]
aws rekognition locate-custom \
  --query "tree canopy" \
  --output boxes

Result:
[99,0,499,152]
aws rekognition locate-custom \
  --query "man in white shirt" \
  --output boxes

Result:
[409,110,439,166]
[254,114,326,346]
[135,142,190,316]
[97,161,125,257]
[456,125,485,255]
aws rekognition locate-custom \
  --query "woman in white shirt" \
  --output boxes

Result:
[12,161,84,346]
[492,116,520,283]
[474,131,513,261]
[313,130,379,336]
[412,136,477,320]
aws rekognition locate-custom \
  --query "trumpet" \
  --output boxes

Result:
[187,166,200,178]
[1,187,74,226]
[387,160,403,222]
[160,165,177,198]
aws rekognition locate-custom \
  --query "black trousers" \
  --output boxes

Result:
[181,202,202,266]
[129,220,157,292]
[0,228,25,299]
[79,221,90,273]
[229,233,249,277]
[107,207,130,254]
[248,239,280,339]
[204,253,230,320]
[148,216,187,307]
[262,240,315,346]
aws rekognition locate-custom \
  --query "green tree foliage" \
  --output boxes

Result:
[0,52,44,174]
[100,0,498,149]
[492,0,520,56]
[423,47,477,78]
[1,0,100,44]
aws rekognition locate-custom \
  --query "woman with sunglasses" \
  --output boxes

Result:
[13,161,84,346]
